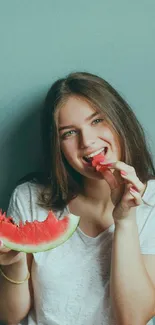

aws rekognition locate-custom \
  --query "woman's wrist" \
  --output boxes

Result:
[114,215,137,230]
[0,254,29,282]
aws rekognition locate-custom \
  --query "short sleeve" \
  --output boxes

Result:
[7,182,50,224]
[140,204,155,255]
[7,184,32,224]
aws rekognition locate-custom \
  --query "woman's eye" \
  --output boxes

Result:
[61,130,77,139]
[92,118,104,125]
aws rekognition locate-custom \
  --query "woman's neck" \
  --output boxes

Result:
[81,178,111,205]
[68,178,115,237]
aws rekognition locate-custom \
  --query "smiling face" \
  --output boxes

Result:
[58,96,122,180]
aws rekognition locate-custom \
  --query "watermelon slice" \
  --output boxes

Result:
[92,154,112,172]
[0,210,80,253]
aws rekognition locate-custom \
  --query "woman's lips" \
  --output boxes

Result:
[82,150,108,167]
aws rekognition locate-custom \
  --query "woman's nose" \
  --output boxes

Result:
[80,128,96,148]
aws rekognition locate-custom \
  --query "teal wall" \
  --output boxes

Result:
[0,1,155,322]
[0,0,155,210]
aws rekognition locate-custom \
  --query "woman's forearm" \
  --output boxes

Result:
[110,218,155,325]
[0,256,31,324]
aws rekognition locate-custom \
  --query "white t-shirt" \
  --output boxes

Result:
[7,180,155,325]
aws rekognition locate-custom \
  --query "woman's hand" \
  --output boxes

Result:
[0,240,25,266]
[100,161,146,222]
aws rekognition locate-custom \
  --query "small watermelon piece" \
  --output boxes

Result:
[92,154,106,167]
[0,210,80,253]
[92,154,112,172]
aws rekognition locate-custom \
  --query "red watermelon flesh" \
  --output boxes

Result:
[91,154,106,167]
[0,210,80,253]
[92,154,112,171]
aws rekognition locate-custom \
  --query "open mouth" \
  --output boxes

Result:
[82,147,108,164]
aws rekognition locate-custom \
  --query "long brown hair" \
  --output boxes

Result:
[31,72,155,211]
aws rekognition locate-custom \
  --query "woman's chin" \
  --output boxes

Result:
[90,172,105,180]
[72,163,106,180]
[81,167,105,180]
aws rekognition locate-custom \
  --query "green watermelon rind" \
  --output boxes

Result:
[0,213,80,253]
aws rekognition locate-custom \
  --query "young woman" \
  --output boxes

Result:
[0,72,155,325]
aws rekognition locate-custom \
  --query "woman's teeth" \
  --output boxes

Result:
[83,147,107,163]
[85,148,105,158]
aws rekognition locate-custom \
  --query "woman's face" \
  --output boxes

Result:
[58,96,122,180]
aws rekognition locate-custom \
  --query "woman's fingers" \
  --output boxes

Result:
[0,250,24,265]
[0,241,25,265]
[103,161,145,194]
[99,161,145,211]
[120,171,144,193]
[101,169,119,190]
[0,240,11,253]
[129,186,143,205]
[100,169,125,206]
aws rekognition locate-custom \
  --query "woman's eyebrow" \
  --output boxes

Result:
[58,112,99,132]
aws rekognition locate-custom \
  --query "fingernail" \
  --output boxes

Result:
[0,240,3,247]
[120,171,127,176]
[130,186,138,192]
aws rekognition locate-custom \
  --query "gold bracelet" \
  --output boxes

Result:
[0,266,30,284]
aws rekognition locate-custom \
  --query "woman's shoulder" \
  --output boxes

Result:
[15,180,42,197]
[142,179,155,206]
[137,179,155,254]
[10,181,43,208]
[7,181,48,223]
